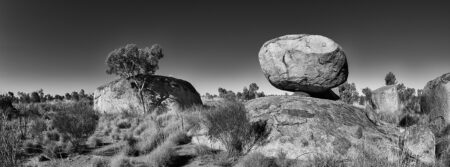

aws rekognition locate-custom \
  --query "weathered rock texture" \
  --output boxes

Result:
[94,75,202,113]
[244,96,430,163]
[402,125,435,164]
[258,34,348,96]
[371,85,402,123]
[421,73,450,128]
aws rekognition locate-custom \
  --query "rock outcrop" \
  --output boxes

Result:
[258,34,348,99]
[371,85,402,123]
[402,125,435,164]
[94,75,202,113]
[421,73,450,131]
[244,96,432,163]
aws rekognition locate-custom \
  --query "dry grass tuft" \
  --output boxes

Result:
[110,153,134,167]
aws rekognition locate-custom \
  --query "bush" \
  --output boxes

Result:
[0,118,21,166]
[43,141,69,159]
[92,157,110,167]
[110,153,133,167]
[117,120,132,129]
[144,140,177,167]
[45,130,61,141]
[242,152,277,167]
[167,131,190,145]
[203,100,268,157]
[52,102,99,148]
[194,144,215,156]
[23,140,43,154]
[87,136,103,148]
[30,118,48,137]
[123,134,139,156]
[137,128,166,154]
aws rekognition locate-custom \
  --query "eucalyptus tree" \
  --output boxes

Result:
[105,44,164,113]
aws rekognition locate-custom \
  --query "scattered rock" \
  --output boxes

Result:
[421,73,450,134]
[38,155,50,162]
[244,96,406,162]
[402,125,435,165]
[94,75,202,113]
[371,85,402,123]
[258,34,348,98]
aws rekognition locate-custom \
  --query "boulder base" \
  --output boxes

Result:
[189,96,434,164]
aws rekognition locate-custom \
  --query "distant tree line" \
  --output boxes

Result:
[2,89,93,104]
[345,72,422,113]
[203,83,266,101]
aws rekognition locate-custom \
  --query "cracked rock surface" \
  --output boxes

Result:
[258,34,348,94]
[245,96,408,163]
[421,73,450,131]
[371,85,402,123]
[94,75,202,113]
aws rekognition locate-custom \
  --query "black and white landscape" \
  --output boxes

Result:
[1,1,450,167]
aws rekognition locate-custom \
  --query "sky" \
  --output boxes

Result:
[1,0,450,96]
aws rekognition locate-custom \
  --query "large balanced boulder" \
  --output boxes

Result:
[258,34,348,99]
[371,85,402,123]
[421,73,450,130]
[244,96,433,164]
[94,75,202,113]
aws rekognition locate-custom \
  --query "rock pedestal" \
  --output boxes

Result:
[244,96,403,162]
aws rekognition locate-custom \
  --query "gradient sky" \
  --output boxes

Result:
[1,0,450,96]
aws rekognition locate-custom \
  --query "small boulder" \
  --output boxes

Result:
[421,73,450,133]
[402,125,435,165]
[38,155,50,162]
[94,75,202,113]
[371,85,402,123]
[258,34,348,97]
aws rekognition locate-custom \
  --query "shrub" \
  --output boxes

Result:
[123,134,139,156]
[110,153,133,167]
[117,120,132,129]
[30,118,48,137]
[45,130,61,141]
[92,142,126,156]
[43,141,68,159]
[144,140,177,167]
[0,118,21,166]
[308,156,346,167]
[167,131,191,145]
[338,82,359,104]
[193,144,215,156]
[242,152,277,167]
[87,136,103,148]
[92,157,110,167]
[137,128,166,154]
[52,102,99,149]
[203,100,268,157]
[23,140,43,154]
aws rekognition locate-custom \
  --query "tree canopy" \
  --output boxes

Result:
[105,44,165,113]
[385,72,397,85]
[106,44,163,78]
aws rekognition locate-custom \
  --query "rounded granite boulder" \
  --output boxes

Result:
[258,34,348,94]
